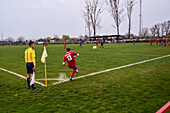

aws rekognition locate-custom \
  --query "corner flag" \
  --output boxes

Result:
[30,72,35,86]
[41,47,48,63]
[41,47,48,86]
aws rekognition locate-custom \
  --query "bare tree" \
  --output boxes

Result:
[141,27,149,38]
[6,37,14,42]
[160,23,165,37]
[150,25,156,37]
[17,36,25,43]
[83,0,92,37]
[155,24,161,37]
[83,0,103,37]
[164,21,170,36]
[106,0,125,36]
[125,0,136,39]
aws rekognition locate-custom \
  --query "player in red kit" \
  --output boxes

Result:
[150,38,152,46]
[161,38,164,45]
[64,42,66,49]
[96,40,98,46]
[156,39,159,46]
[119,40,121,45]
[62,48,79,81]
[166,38,169,45]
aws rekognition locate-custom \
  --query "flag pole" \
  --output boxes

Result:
[45,58,47,87]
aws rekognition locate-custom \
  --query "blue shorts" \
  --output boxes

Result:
[26,63,34,74]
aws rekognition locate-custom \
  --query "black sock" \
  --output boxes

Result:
[27,78,30,88]
[32,84,35,89]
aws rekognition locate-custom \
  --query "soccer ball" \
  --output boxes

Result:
[93,46,97,50]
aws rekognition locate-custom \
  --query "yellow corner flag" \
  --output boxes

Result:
[41,47,48,86]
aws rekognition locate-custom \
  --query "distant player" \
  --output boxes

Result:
[96,40,98,46]
[79,41,82,47]
[119,40,121,45]
[133,39,135,45]
[161,38,164,45]
[25,41,38,91]
[156,39,159,46]
[62,48,79,81]
[159,38,162,45]
[150,38,152,46]
[163,38,166,46]
[166,38,169,45]
[64,42,66,49]
[100,40,104,48]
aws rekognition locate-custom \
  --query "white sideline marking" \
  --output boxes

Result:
[53,54,170,85]
[36,78,65,81]
[0,68,46,87]
[80,52,161,56]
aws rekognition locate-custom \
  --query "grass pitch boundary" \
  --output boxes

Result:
[0,67,46,87]
[53,54,170,85]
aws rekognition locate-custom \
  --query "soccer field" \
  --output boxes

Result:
[0,43,170,112]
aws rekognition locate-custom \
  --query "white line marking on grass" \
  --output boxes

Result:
[53,54,170,85]
[80,52,161,56]
[36,78,65,81]
[0,68,46,87]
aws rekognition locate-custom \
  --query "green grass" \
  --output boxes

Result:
[0,43,170,113]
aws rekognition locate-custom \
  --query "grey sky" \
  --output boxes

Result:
[0,0,170,40]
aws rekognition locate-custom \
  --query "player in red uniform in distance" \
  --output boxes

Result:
[150,38,152,46]
[119,40,121,45]
[64,42,66,49]
[156,39,159,46]
[166,38,169,45]
[62,48,79,81]
[96,40,98,46]
[161,38,164,45]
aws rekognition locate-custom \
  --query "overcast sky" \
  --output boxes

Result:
[0,0,170,40]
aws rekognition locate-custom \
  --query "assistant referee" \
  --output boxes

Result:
[25,41,38,91]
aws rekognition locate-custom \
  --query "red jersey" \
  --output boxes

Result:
[156,39,159,43]
[96,41,98,45]
[166,39,169,43]
[63,51,78,67]
[150,39,152,43]
[64,43,66,49]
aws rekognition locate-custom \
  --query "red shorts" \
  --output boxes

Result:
[69,65,77,70]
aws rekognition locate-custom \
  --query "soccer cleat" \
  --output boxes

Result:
[76,70,79,75]
[32,88,38,91]
[28,87,31,90]
[70,77,73,81]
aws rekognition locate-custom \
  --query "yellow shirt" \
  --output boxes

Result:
[25,48,36,66]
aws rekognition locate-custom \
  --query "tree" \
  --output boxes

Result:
[79,35,85,40]
[155,24,161,37]
[160,23,165,37]
[141,27,149,38]
[84,0,103,37]
[106,0,125,36]
[38,38,44,41]
[6,37,14,42]
[164,21,170,36]
[61,35,70,41]
[83,0,92,37]
[125,0,136,39]
[17,36,24,43]
[46,37,52,41]
[150,25,157,37]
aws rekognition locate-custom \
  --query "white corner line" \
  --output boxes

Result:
[53,54,170,85]
[0,68,46,87]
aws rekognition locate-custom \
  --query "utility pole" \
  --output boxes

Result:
[139,0,142,38]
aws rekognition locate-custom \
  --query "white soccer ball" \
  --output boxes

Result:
[93,46,97,50]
